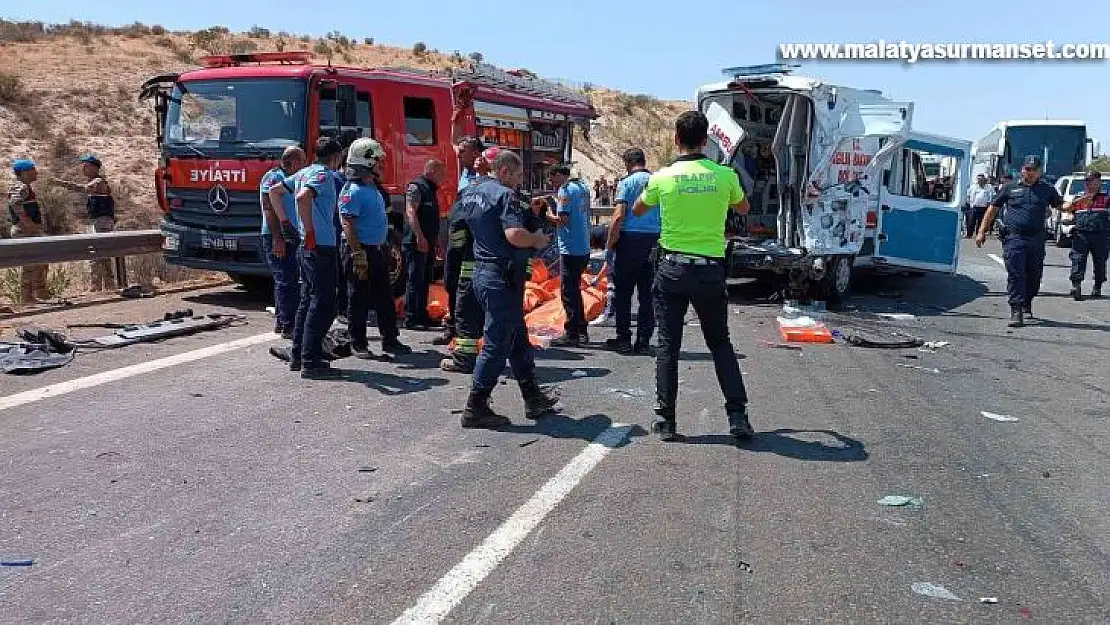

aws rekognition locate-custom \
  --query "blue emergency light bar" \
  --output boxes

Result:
[721,64,799,78]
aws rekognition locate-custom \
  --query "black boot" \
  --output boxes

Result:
[1071,282,1084,301]
[1092,283,1103,298]
[651,404,679,441]
[439,354,473,374]
[1008,306,1024,328]
[728,406,755,442]
[520,378,558,419]
[432,327,455,346]
[461,390,511,429]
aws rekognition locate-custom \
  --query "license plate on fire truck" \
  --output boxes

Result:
[201,236,238,251]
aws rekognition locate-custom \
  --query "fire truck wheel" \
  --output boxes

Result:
[228,273,273,296]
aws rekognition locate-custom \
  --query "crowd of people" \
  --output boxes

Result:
[256,111,754,441]
[4,154,118,303]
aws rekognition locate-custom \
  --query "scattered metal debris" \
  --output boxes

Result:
[601,387,646,398]
[911,582,960,600]
[979,597,999,604]
[519,438,540,448]
[920,341,950,351]
[877,313,916,321]
[846,334,924,349]
[758,340,803,351]
[878,495,923,508]
[357,467,378,473]
[897,363,939,373]
[981,411,1018,422]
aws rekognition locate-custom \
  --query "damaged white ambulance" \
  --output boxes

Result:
[697,64,970,302]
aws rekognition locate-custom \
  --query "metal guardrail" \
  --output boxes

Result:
[0,230,164,284]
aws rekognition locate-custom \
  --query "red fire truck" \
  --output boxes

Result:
[140,51,597,292]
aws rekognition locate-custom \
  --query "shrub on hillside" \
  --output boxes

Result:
[49,134,73,159]
[119,21,151,38]
[0,72,23,104]
[190,27,226,54]
[230,40,258,54]
[151,24,166,36]
[0,19,45,42]
[248,26,271,39]
[469,52,484,63]
[364,37,374,46]
[413,42,427,55]
[313,41,333,60]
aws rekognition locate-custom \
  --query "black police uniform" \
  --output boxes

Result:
[991,177,1062,324]
[459,177,556,428]
[403,175,441,327]
[1069,192,1109,298]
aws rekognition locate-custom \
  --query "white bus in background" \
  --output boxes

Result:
[971,119,1099,183]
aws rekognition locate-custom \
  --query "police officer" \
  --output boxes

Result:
[459,150,558,428]
[441,147,499,372]
[604,147,658,355]
[339,138,412,357]
[1063,170,1109,300]
[289,137,345,378]
[403,159,447,330]
[7,158,50,303]
[259,146,306,337]
[976,154,1063,327]
[631,111,754,443]
[50,154,117,290]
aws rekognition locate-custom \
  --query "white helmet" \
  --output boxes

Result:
[347,137,385,168]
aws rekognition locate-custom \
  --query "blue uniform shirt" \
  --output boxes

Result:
[993,179,1063,236]
[338,179,388,245]
[556,179,591,256]
[259,167,297,235]
[464,178,530,268]
[616,170,658,234]
[291,163,339,246]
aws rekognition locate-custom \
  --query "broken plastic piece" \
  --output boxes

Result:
[877,313,916,321]
[846,334,924,349]
[776,316,834,343]
[897,363,939,373]
[602,387,646,398]
[878,495,923,508]
[0,559,33,566]
[519,438,540,447]
[912,582,960,600]
[759,340,803,351]
[981,411,1018,422]
[921,341,950,350]
[979,597,999,604]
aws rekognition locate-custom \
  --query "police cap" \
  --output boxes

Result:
[12,158,35,173]
[1022,154,1043,169]
[79,153,102,167]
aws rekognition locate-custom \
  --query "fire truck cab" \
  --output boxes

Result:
[140,52,596,292]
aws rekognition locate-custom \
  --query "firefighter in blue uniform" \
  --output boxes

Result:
[1063,170,1109,300]
[458,150,559,428]
[977,154,1063,327]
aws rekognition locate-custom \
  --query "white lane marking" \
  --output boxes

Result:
[0,333,274,412]
[988,253,1005,267]
[390,424,633,624]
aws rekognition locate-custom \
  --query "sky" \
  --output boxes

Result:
[7,0,1110,148]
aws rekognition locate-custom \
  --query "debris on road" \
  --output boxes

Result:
[519,438,540,448]
[571,370,588,378]
[911,582,960,600]
[0,327,76,374]
[265,306,276,315]
[602,387,646,398]
[0,559,33,566]
[95,451,121,460]
[878,495,923,508]
[357,467,378,473]
[759,340,803,351]
[920,341,950,351]
[353,497,374,503]
[981,411,1019,422]
[979,597,999,604]
[1019,607,1033,619]
[877,313,916,321]
[898,363,940,373]
[776,315,834,343]
[737,560,753,573]
[845,334,925,349]
[1042,471,1051,478]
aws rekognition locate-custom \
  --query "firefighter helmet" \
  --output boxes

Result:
[347,138,385,168]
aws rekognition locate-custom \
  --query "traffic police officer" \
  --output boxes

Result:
[977,154,1063,327]
[339,138,412,358]
[632,111,754,443]
[1063,170,1108,300]
[459,150,558,429]
[7,158,50,303]
[290,136,345,378]
[441,147,499,372]
[259,146,306,337]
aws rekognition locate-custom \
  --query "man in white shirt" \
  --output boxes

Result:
[966,174,994,239]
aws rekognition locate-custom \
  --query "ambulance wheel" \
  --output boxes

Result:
[813,256,853,304]
[388,242,406,298]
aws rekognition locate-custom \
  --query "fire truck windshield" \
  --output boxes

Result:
[164,79,307,153]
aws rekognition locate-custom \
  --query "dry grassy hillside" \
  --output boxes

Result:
[0,20,686,300]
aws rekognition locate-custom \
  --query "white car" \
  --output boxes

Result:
[1050,173,1110,247]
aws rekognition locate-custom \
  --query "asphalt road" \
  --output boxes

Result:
[1,238,1108,624]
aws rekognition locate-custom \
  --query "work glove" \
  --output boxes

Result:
[351,248,369,280]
